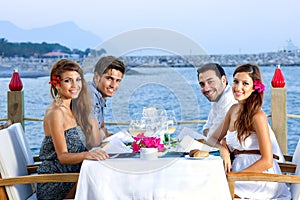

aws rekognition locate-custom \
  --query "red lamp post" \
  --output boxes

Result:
[7,69,24,125]
[271,65,285,88]
[270,64,287,154]
[9,69,23,91]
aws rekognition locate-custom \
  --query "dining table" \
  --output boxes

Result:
[74,152,231,200]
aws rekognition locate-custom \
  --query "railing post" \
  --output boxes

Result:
[270,65,287,154]
[7,91,24,127]
[271,88,287,154]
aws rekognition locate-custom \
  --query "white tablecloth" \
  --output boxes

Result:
[75,156,231,200]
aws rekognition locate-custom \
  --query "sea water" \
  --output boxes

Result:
[0,66,300,155]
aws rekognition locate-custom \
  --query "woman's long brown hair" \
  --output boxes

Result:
[233,64,264,143]
[49,59,93,141]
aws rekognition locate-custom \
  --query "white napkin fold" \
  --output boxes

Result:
[101,136,132,154]
[175,127,206,141]
[102,129,134,144]
[176,135,216,152]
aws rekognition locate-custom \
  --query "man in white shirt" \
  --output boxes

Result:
[197,63,284,162]
[197,63,237,138]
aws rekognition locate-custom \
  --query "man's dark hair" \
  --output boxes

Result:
[94,55,126,76]
[197,63,228,85]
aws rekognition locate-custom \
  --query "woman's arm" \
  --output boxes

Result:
[206,105,234,147]
[206,105,234,172]
[45,108,108,165]
[240,110,273,172]
[86,118,103,149]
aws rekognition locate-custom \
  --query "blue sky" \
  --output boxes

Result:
[1,0,299,54]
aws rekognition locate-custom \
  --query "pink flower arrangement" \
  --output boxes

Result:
[253,80,265,93]
[132,133,165,153]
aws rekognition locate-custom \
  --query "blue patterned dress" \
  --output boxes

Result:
[37,126,86,200]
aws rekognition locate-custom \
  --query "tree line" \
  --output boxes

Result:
[0,38,92,58]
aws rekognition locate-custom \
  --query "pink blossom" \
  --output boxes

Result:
[157,144,164,151]
[131,133,165,153]
[132,141,141,153]
[253,80,265,93]
[134,133,145,141]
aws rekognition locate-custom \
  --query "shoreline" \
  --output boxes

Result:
[1,64,300,78]
[0,69,50,78]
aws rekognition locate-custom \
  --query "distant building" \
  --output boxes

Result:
[42,51,81,61]
[279,39,299,52]
[42,51,70,58]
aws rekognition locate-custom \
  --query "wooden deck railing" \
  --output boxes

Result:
[1,86,297,154]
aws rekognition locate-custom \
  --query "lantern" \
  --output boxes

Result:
[9,69,23,91]
[271,65,285,88]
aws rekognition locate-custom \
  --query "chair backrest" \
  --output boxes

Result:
[9,123,35,164]
[291,139,300,200]
[0,125,34,200]
[268,124,285,162]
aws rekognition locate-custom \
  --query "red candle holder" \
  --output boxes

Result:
[271,65,285,88]
[9,69,23,91]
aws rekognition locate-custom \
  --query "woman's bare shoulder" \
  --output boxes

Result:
[44,103,65,122]
[227,103,238,115]
[253,110,268,129]
[254,110,267,120]
[230,103,238,109]
[44,104,67,136]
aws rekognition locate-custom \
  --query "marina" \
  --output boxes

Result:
[1,65,300,199]
[1,1,300,198]
[1,50,300,78]
[1,64,300,156]
[1,57,300,198]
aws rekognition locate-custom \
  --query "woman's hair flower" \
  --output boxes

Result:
[253,80,265,93]
[49,75,62,87]
[131,133,164,153]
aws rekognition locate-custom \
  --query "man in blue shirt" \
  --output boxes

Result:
[88,56,126,138]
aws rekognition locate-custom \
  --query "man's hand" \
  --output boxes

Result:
[203,128,209,137]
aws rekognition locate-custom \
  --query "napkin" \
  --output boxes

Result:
[102,129,134,144]
[175,127,206,141]
[176,135,216,152]
[102,137,132,154]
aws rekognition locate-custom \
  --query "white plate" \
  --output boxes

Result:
[209,147,219,153]
[184,155,207,160]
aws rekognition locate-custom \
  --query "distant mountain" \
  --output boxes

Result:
[0,21,102,51]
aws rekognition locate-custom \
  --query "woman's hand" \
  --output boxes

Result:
[85,148,109,161]
[219,146,232,173]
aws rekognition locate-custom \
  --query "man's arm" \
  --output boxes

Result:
[202,108,214,136]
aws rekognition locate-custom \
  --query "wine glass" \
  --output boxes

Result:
[129,113,146,137]
[166,110,177,149]
[142,106,167,139]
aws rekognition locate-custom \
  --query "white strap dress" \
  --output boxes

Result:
[226,130,291,199]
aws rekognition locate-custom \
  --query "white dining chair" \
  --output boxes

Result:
[0,125,36,199]
[291,139,300,199]
[10,123,35,164]
[0,123,79,200]
[227,138,300,200]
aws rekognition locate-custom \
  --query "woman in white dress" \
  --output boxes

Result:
[207,63,291,199]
